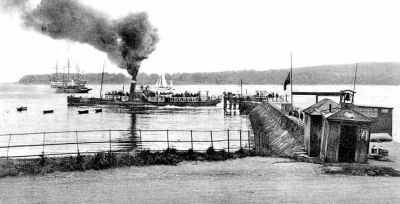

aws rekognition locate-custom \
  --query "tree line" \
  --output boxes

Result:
[19,62,400,85]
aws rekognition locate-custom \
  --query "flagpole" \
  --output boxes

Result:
[352,63,358,103]
[240,79,243,97]
[290,52,293,109]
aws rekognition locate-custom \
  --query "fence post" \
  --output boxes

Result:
[248,130,251,151]
[190,130,193,150]
[139,129,142,151]
[42,132,46,155]
[166,129,169,149]
[239,130,242,149]
[6,134,12,160]
[227,129,230,153]
[75,131,79,155]
[108,129,112,153]
[210,130,213,148]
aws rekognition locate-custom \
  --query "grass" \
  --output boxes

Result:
[323,163,400,177]
[5,148,397,178]
[0,147,263,178]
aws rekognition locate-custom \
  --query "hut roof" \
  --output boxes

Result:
[303,99,340,115]
[325,108,374,123]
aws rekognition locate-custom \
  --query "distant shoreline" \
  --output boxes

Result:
[17,62,400,85]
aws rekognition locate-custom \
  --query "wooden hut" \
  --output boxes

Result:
[303,90,374,163]
[320,108,374,163]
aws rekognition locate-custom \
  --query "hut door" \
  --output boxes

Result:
[310,116,322,157]
[338,125,357,162]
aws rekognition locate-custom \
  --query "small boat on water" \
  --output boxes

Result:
[16,106,27,112]
[43,110,54,114]
[78,110,89,114]
[95,108,102,113]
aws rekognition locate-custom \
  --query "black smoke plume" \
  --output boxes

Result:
[2,0,159,97]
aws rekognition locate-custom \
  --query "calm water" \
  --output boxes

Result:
[0,83,252,157]
[0,83,398,157]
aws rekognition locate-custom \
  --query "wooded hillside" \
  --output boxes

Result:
[19,62,400,85]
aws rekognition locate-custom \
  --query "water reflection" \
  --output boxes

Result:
[116,113,139,152]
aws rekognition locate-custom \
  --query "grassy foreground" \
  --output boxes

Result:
[0,147,265,178]
[3,147,400,178]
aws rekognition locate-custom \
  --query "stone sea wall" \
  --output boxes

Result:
[249,102,305,157]
[239,101,261,114]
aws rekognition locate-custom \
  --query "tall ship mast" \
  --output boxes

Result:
[49,61,65,88]
[49,59,92,93]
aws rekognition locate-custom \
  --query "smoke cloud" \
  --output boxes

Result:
[2,0,159,82]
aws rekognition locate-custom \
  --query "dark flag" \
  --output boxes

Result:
[283,72,290,91]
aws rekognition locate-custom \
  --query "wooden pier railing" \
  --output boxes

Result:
[0,129,253,159]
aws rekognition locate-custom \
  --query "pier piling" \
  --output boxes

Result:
[223,98,227,110]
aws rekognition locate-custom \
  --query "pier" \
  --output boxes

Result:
[245,90,394,163]
[292,91,341,103]
[223,92,292,115]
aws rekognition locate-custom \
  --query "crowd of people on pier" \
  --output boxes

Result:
[105,90,129,96]
[172,92,200,97]
[223,91,288,103]
[289,109,304,121]
[255,91,281,99]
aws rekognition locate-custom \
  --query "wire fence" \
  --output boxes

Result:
[0,129,253,159]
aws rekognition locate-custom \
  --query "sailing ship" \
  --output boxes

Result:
[147,73,175,94]
[50,60,92,93]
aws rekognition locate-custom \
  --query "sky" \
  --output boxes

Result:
[1,0,400,82]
